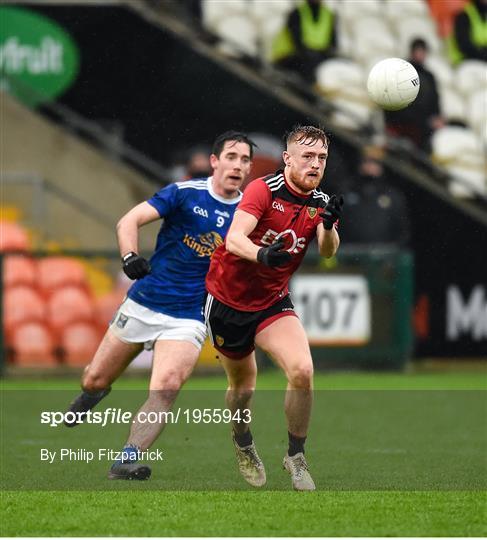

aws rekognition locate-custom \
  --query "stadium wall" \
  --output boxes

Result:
[2,92,158,250]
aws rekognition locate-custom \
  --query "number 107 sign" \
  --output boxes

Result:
[291,275,371,345]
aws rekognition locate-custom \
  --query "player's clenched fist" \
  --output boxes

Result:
[122,252,151,280]
[257,240,292,267]
[320,195,344,230]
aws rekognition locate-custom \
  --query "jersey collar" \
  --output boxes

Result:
[207,176,242,204]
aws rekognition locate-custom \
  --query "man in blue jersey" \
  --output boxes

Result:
[64,131,255,480]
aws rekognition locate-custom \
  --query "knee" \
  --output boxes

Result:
[227,372,256,398]
[288,364,314,389]
[227,386,255,404]
[82,367,111,393]
[150,369,187,391]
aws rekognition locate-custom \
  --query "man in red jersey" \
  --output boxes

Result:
[205,125,343,491]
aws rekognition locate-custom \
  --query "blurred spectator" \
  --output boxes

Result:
[385,39,444,153]
[184,145,211,179]
[448,0,487,63]
[338,149,410,247]
[167,145,211,183]
[272,0,337,82]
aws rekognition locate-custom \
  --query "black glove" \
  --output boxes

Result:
[320,195,344,230]
[257,240,292,267]
[122,252,151,280]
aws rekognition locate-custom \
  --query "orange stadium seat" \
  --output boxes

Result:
[94,288,126,327]
[0,221,31,252]
[3,255,37,288]
[3,286,46,339]
[428,0,467,37]
[37,257,88,296]
[60,322,100,366]
[47,286,95,335]
[11,322,57,366]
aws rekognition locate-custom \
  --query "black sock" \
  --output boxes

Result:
[288,431,306,456]
[80,388,111,407]
[234,429,253,448]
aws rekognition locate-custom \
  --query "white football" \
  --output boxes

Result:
[367,58,420,111]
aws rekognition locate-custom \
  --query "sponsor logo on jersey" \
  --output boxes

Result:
[272,201,285,213]
[307,207,317,219]
[193,205,209,218]
[183,231,223,257]
[214,209,230,218]
[216,335,225,347]
[260,228,306,254]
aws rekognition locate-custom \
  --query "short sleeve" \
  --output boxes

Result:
[147,183,180,217]
[237,179,271,220]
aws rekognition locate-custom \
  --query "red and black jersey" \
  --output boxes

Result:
[206,171,331,312]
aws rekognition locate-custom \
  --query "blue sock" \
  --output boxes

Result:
[112,445,140,467]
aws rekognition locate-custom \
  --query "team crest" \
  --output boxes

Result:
[215,335,225,347]
[307,207,317,219]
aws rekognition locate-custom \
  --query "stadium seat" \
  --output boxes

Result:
[316,59,366,99]
[439,87,466,123]
[431,126,486,197]
[94,288,126,329]
[4,286,45,339]
[257,13,289,61]
[0,221,30,252]
[340,0,383,31]
[397,17,442,57]
[250,0,294,21]
[351,18,397,62]
[47,286,95,335]
[202,0,247,32]
[250,0,298,58]
[455,61,487,98]
[60,322,100,366]
[336,29,354,58]
[11,322,57,366]
[330,98,373,131]
[37,257,88,296]
[3,255,37,288]
[425,55,454,89]
[315,58,372,130]
[215,15,258,57]
[466,89,487,138]
[385,0,430,22]
[448,166,486,198]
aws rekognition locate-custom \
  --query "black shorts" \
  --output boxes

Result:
[204,294,296,359]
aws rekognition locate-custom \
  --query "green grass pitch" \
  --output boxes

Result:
[1,371,486,537]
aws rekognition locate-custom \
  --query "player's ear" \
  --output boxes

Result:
[283,150,291,166]
[209,153,219,170]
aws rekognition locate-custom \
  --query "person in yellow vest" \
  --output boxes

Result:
[448,0,487,64]
[272,0,337,82]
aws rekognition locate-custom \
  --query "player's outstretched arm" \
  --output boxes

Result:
[225,209,261,262]
[317,195,342,258]
[317,224,340,258]
[117,202,161,279]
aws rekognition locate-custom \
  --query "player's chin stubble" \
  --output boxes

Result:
[292,174,320,193]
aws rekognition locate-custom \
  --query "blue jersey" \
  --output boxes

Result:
[128,177,241,321]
